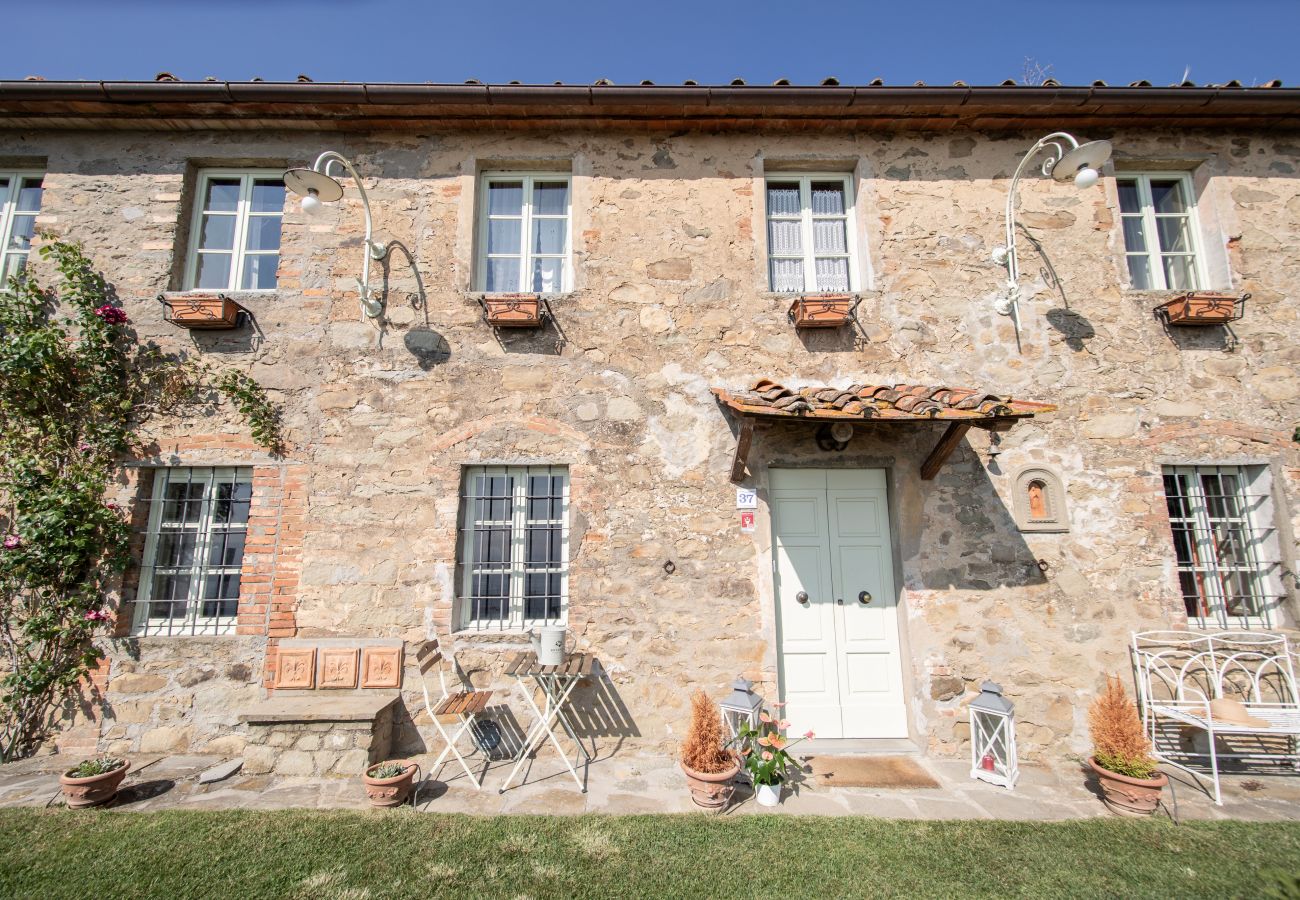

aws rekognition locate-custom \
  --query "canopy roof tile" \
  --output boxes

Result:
[713,379,1055,422]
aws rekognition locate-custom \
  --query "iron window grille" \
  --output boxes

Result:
[1162,465,1282,628]
[132,467,253,636]
[458,465,569,630]
[0,171,43,284]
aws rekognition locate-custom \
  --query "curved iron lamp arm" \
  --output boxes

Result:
[311,151,390,319]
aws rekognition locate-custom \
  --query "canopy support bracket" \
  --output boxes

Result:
[921,422,972,481]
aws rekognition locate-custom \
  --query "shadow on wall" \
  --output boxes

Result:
[378,239,452,370]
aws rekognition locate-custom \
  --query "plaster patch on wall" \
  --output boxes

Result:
[645,392,715,479]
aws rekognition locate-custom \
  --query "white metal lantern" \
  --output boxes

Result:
[969,680,1019,789]
[719,676,764,739]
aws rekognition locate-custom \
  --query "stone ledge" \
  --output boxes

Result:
[238,694,399,724]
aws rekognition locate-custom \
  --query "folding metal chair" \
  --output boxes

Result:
[416,637,494,789]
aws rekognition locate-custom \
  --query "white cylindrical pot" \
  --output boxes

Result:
[755,783,781,807]
[533,627,566,666]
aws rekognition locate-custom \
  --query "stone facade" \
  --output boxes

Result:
[6,86,1298,766]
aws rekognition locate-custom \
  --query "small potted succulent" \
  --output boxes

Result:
[362,760,418,808]
[60,756,130,809]
[679,691,741,810]
[1087,675,1167,815]
[733,705,814,807]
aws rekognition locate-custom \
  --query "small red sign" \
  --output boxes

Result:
[739,511,756,533]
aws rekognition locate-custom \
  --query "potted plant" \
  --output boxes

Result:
[679,691,741,810]
[60,756,130,809]
[734,706,814,807]
[362,760,418,808]
[1087,675,1167,815]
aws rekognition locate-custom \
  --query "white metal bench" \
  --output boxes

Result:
[1132,630,1300,804]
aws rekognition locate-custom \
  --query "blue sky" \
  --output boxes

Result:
[5,0,1298,87]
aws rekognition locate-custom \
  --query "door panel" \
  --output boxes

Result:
[770,485,842,738]
[772,468,906,739]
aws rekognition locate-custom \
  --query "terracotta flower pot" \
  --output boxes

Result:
[362,762,417,808]
[680,753,741,810]
[60,760,130,809]
[1089,756,1167,816]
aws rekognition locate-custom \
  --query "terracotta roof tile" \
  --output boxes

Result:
[712,379,1055,421]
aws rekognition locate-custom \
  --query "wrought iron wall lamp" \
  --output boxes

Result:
[283,151,391,319]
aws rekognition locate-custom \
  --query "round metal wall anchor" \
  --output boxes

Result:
[858,591,872,605]
[796,591,809,605]
[663,560,676,575]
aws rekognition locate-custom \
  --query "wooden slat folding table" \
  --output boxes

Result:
[499,651,598,793]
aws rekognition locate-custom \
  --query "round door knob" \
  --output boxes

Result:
[858,591,872,605]
[795,591,809,605]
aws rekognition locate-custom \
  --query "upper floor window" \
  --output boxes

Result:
[0,172,44,283]
[134,466,252,636]
[1117,173,1203,291]
[458,465,569,630]
[1162,465,1282,628]
[765,174,858,293]
[477,173,572,293]
[185,170,284,291]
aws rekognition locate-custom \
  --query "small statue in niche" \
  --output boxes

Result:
[1027,479,1049,520]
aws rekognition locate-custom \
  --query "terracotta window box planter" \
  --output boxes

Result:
[788,294,855,329]
[1155,291,1247,326]
[162,293,241,329]
[482,294,545,328]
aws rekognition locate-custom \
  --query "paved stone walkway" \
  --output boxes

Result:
[2,751,1298,821]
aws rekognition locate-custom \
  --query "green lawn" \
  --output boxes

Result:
[0,809,1298,899]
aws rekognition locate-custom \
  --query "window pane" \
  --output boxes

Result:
[485,257,521,292]
[531,257,563,293]
[487,181,523,216]
[163,481,205,522]
[1162,255,1197,291]
[244,215,282,252]
[768,220,803,255]
[770,257,804,292]
[0,179,9,202]
[812,219,847,254]
[528,475,562,520]
[814,257,850,292]
[249,181,285,213]
[208,530,246,567]
[7,215,35,251]
[203,178,241,212]
[198,214,236,251]
[203,573,242,601]
[1117,180,1141,214]
[195,253,232,290]
[766,182,801,216]
[214,481,252,525]
[1155,217,1192,254]
[1120,216,1146,253]
[810,182,845,215]
[532,217,566,255]
[16,177,42,211]
[241,254,279,290]
[151,573,191,607]
[1125,255,1153,290]
[156,531,198,567]
[1,252,29,281]
[487,218,521,255]
[1150,179,1188,215]
[532,181,569,216]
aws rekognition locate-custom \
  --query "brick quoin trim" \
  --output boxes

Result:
[243,464,307,690]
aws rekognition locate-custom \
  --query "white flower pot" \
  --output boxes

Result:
[755,783,782,807]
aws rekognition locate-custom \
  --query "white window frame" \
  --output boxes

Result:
[1162,465,1282,629]
[133,466,253,636]
[183,169,284,292]
[0,170,44,285]
[1117,172,1207,291]
[457,465,569,631]
[475,172,573,294]
[764,173,860,293]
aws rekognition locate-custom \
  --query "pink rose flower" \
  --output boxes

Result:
[2,535,19,550]
[84,609,108,622]
[94,304,128,325]
[105,501,119,511]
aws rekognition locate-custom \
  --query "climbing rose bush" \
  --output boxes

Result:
[0,240,281,761]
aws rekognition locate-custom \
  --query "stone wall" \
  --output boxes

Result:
[7,124,1297,763]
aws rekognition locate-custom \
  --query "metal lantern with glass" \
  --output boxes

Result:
[719,676,764,741]
[968,680,1019,789]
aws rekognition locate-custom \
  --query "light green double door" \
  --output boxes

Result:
[770,468,906,739]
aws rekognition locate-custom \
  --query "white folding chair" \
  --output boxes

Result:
[416,637,494,789]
